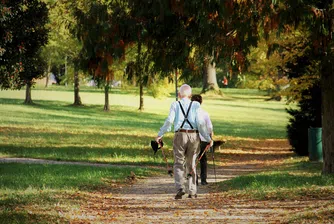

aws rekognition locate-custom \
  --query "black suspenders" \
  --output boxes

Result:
[178,101,194,129]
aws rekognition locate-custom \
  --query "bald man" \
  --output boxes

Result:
[156,84,213,199]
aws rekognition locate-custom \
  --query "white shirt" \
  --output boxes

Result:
[198,109,213,142]
[157,98,211,142]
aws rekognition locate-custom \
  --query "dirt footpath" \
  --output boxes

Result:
[2,139,331,223]
[71,139,322,223]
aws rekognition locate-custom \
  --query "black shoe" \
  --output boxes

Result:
[201,181,208,185]
[188,194,197,199]
[175,189,185,200]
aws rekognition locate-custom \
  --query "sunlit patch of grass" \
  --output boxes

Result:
[0,88,299,222]
[0,89,290,165]
[218,159,334,200]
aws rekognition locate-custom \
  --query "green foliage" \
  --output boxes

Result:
[73,1,133,81]
[41,0,83,86]
[0,0,49,89]
[148,78,174,99]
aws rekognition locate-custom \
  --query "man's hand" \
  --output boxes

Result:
[209,140,214,147]
[155,136,162,143]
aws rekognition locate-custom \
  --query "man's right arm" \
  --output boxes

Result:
[157,102,176,139]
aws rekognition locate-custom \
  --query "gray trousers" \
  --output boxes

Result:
[173,132,200,195]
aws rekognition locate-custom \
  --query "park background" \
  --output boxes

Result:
[1,0,334,223]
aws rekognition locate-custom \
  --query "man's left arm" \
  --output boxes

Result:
[196,108,211,143]
[206,113,213,135]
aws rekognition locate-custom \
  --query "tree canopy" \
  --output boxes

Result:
[0,0,49,92]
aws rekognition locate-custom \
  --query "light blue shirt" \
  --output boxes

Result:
[158,98,211,142]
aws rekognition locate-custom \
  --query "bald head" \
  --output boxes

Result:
[179,84,192,98]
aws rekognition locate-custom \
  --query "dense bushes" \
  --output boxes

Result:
[286,83,322,156]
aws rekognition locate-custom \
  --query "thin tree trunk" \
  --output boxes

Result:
[132,77,137,86]
[104,84,110,111]
[137,37,144,111]
[24,82,33,104]
[64,56,68,86]
[73,68,82,106]
[45,59,51,88]
[139,82,144,110]
[321,55,334,174]
[230,71,238,88]
[202,56,219,93]
[175,69,178,101]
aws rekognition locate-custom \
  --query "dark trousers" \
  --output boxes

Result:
[199,141,208,182]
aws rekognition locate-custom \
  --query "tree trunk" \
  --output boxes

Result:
[202,60,208,92]
[321,55,334,174]
[202,56,219,93]
[139,82,144,111]
[175,69,178,101]
[137,37,144,111]
[132,77,137,86]
[45,59,51,88]
[24,82,33,104]
[73,68,82,106]
[229,71,239,88]
[104,84,110,111]
[64,56,68,86]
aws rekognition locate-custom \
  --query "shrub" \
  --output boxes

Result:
[148,78,174,99]
[286,83,322,156]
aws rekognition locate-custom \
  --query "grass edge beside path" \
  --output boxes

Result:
[0,162,162,224]
[216,158,334,223]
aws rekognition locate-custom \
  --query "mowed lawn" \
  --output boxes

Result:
[0,87,293,223]
[0,87,289,163]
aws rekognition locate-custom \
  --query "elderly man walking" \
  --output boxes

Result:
[156,84,212,199]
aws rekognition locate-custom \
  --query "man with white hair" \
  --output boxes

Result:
[156,84,213,199]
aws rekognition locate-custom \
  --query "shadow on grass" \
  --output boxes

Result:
[219,152,293,163]
[0,211,68,224]
[0,98,165,130]
[214,121,286,139]
[1,97,287,139]
[0,163,156,191]
[213,101,287,112]
[0,143,174,166]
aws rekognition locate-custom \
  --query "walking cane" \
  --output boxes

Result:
[211,146,217,183]
[160,141,173,177]
[151,140,173,177]
[210,140,225,182]
[187,143,211,179]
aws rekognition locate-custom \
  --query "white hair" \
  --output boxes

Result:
[179,84,192,98]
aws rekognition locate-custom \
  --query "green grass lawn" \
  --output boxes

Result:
[219,158,334,200]
[0,87,296,223]
[0,163,158,224]
[218,158,334,223]
[0,87,291,163]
